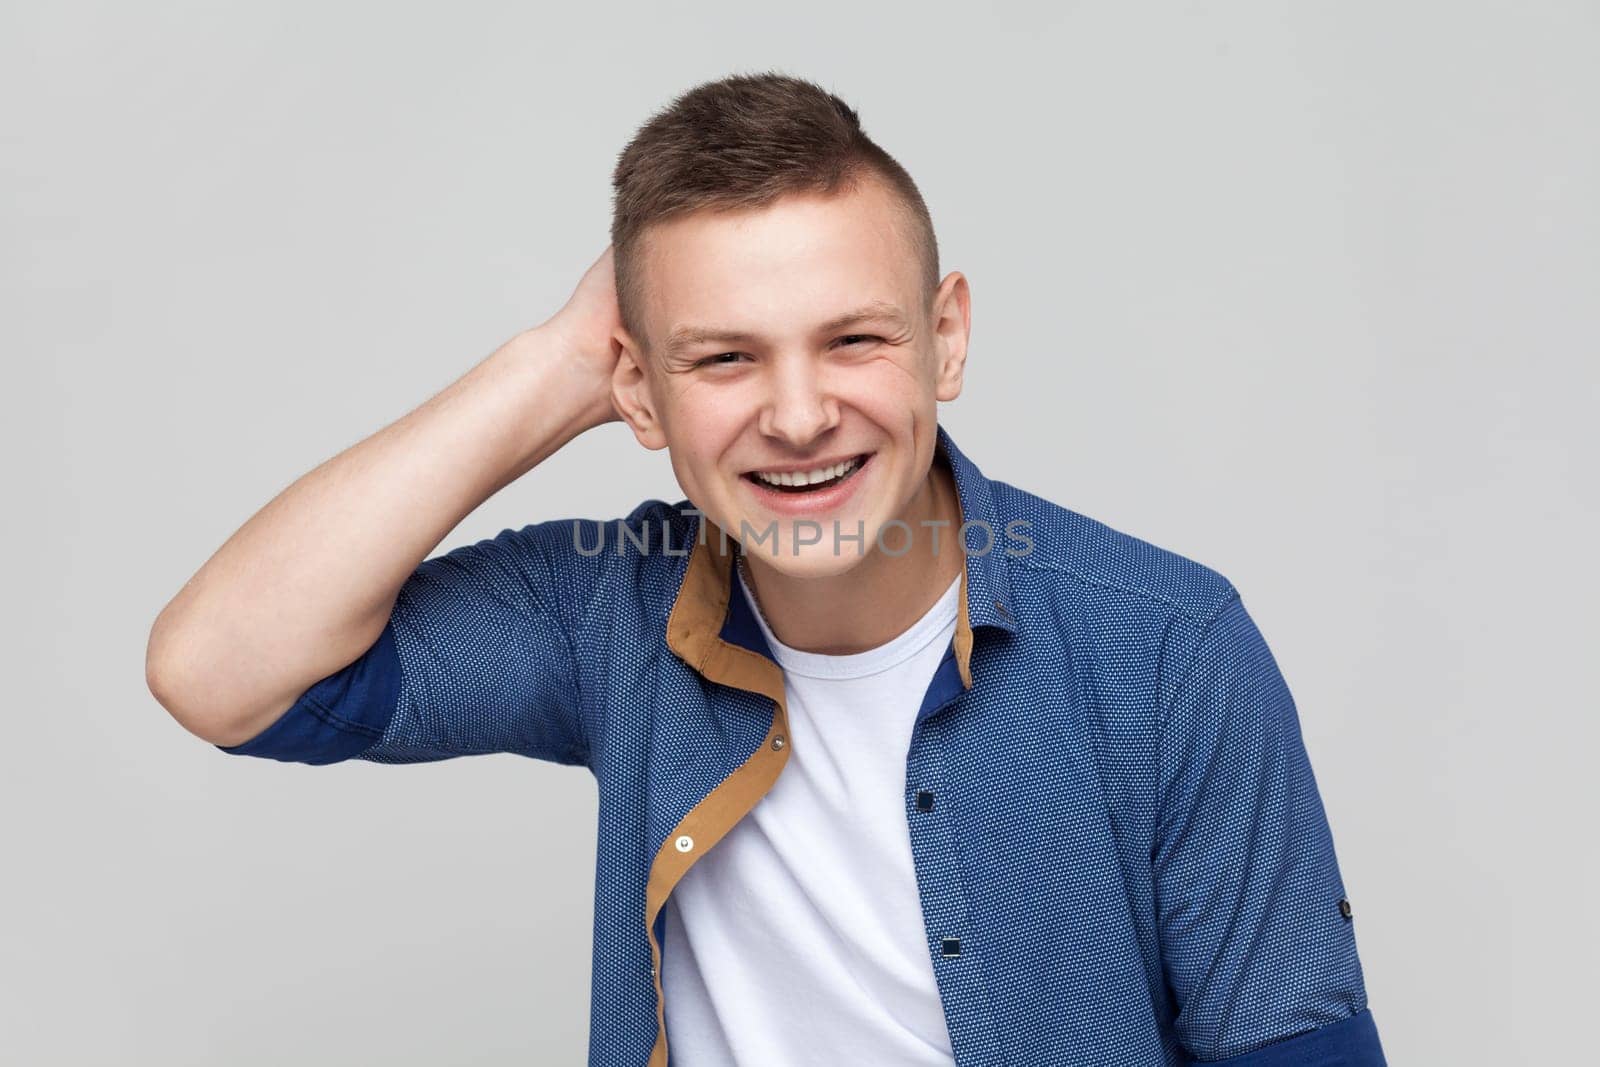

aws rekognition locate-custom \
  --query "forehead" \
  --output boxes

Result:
[636,178,920,348]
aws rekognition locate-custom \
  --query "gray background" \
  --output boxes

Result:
[5,2,1595,1063]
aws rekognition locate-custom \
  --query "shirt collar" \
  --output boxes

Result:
[666,422,1018,695]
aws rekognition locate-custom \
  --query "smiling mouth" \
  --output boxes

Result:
[744,453,870,493]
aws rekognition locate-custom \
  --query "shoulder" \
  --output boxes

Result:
[473,497,688,632]
[989,479,1240,634]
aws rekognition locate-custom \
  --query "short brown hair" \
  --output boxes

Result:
[609,70,940,349]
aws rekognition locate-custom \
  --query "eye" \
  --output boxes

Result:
[835,334,883,348]
[695,352,748,367]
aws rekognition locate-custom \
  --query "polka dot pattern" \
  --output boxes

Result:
[213,424,1384,1066]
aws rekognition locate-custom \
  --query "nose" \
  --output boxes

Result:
[758,357,839,447]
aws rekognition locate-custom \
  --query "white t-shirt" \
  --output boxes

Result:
[661,567,963,1066]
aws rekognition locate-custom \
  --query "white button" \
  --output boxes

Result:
[675,834,694,852]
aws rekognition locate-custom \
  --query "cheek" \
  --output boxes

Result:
[846,351,939,409]
[671,377,758,421]
[664,428,735,496]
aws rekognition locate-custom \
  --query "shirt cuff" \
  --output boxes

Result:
[1190,1008,1386,1066]
[213,620,401,765]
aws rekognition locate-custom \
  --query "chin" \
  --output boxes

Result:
[759,547,870,581]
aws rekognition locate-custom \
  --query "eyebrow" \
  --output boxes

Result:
[662,300,910,359]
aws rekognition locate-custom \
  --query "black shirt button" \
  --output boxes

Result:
[1338,897,1353,921]
[915,790,935,812]
[940,938,962,957]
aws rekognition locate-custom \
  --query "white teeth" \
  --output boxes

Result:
[755,456,861,487]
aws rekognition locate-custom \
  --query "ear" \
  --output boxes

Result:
[930,271,971,403]
[612,327,669,450]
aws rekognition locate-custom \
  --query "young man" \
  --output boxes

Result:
[147,73,1386,1066]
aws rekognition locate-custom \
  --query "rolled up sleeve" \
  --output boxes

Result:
[1154,593,1386,1065]
[215,515,609,768]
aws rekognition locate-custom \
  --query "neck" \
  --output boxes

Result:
[739,455,965,655]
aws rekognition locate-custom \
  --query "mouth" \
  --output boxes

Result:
[743,453,871,494]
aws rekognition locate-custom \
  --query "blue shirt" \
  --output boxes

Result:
[217,423,1387,1066]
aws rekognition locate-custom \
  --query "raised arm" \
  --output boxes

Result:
[145,247,624,750]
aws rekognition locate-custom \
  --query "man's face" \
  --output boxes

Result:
[613,176,970,577]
